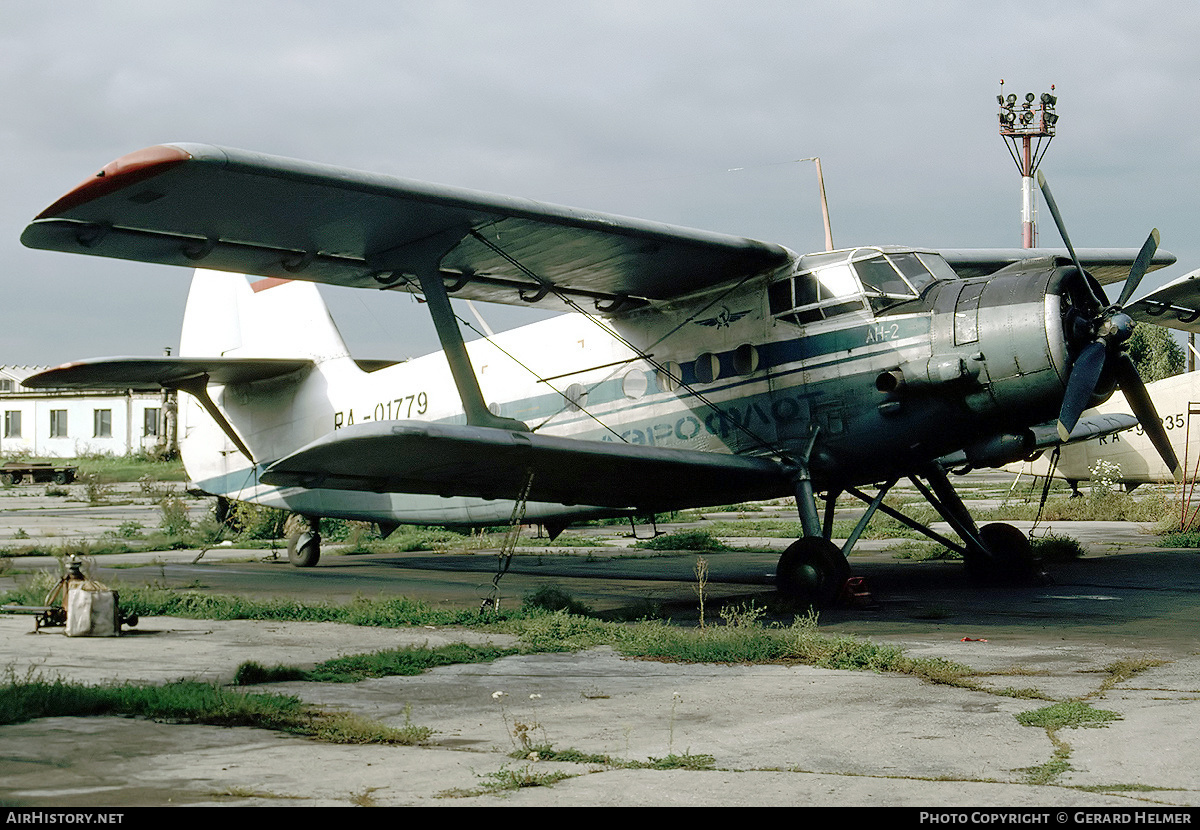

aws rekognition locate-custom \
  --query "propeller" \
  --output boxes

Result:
[1037,171,1181,480]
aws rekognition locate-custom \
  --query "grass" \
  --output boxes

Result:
[1,576,982,690]
[633,529,728,551]
[1015,699,1122,729]
[235,643,522,685]
[1,570,982,687]
[0,668,431,745]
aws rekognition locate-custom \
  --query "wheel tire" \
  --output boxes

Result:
[0,473,13,486]
[776,538,850,607]
[52,471,69,485]
[967,522,1037,583]
[287,530,321,567]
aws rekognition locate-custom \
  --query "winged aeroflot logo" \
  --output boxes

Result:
[694,306,751,328]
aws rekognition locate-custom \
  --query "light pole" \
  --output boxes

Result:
[998,81,1058,248]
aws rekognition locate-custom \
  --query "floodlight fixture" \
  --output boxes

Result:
[997,81,1058,248]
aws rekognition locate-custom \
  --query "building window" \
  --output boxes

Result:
[50,410,68,438]
[93,409,112,438]
[143,408,160,437]
[0,379,12,393]
[4,411,21,438]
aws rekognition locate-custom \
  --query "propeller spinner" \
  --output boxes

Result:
[1037,171,1181,480]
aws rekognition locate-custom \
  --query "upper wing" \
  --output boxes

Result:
[21,144,792,310]
[941,248,1176,283]
[22,356,313,392]
[261,420,791,512]
[1126,268,1200,334]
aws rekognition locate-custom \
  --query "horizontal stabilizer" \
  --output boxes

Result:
[24,356,313,391]
[261,421,791,512]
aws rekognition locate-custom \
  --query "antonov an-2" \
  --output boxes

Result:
[19,144,1195,604]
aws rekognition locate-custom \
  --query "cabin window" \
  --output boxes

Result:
[693,353,720,383]
[733,343,759,375]
[564,383,587,412]
[656,362,682,393]
[622,369,648,399]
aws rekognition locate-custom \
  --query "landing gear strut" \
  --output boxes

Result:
[775,458,1042,603]
[777,429,854,606]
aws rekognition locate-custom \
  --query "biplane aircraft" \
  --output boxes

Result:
[18,144,1193,604]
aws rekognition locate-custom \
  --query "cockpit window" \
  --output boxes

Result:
[917,252,959,283]
[770,262,866,325]
[855,257,913,297]
[772,248,955,327]
[887,252,936,292]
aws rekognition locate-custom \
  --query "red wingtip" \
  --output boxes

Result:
[36,144,192,219]
[251,277,294,293]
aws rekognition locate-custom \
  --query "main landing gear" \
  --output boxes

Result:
[777,463,1040,606]
[286,515,322,567]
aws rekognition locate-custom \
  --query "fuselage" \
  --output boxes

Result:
[179,248,1079,527]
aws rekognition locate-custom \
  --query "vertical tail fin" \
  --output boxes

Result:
[179,269,351,362]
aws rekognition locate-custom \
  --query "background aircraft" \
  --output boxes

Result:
[20,144,1199,604]
[1003,268,1200,491]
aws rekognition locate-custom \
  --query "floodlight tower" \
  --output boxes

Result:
[998,81,1058,248]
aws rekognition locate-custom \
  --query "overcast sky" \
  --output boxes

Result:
[3,1,1199,366]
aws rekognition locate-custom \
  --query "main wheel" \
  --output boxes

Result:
[965,522,1037,583]
[287,530,321,567]
[776,538,850,607]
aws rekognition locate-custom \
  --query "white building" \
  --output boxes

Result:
[0,366,167,457]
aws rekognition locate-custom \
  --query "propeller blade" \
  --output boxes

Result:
[1115,228,1161,308]
[1057,340,1107,441]
[1112,352,1182,480]
[1036,171,1084,277]
[1037,171,1105,314]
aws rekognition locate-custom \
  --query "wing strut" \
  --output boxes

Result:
[372,227,528,432]
[173,376,257,463]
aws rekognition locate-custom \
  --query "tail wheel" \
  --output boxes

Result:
[965,522,1037,583]
[776,538,850,607]
[287,528,321,567]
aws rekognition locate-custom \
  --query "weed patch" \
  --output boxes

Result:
[1015,699,1122,729]
[0,669,428,744]
[633,529,728,552]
